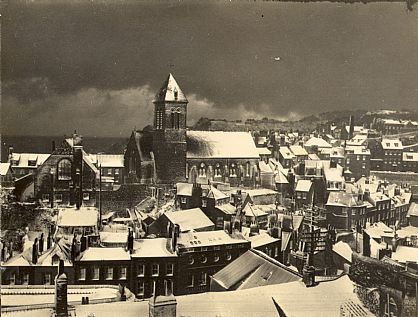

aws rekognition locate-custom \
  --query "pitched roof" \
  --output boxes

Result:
[295,180,312,192]
[9,153,50,168]
[289,145,308,156]
[176,182,193,196]
[324,168,344,183]
[0,163,11,176]
[131,238,176,258]
[86,154,124,168]
[259,161,273,174]
[391,246,418,264]
[274,170,289,184]
[186,131,259,159]
[211,249,301,291]
[381,139,403,150]
[207,186,229,200]
[279,147,295,160]
[78,247,130,261]
[304,137,332,148]
[215,203,237,215]
[154,73,188,103]
[164,208,214,232]
[326,192,364,207]
[243,204,273,218]
[403,152,418,162]
[257,147,271,156]
[332,241,353,263]
[408,202,418,217]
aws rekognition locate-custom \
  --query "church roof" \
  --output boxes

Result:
[186,131,259,159]
[154,73,188,103]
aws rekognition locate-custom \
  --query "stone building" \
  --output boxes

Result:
[124,74,260,187]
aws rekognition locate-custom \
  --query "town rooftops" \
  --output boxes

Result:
[154,73,188,103]
[391,246,418,264]
[207,186,229,200]
[164,208,214,232]
[259,161,273,174]
[345,145,371,155]
[176,182,194,196]
[0,163,11,176]
[243,203,273,218]
[289,145,308,157]
[381,139,403,150]
[304,137,332,148]
[56,207,98,227]
[9,153,50,168]
[324,168,344,183]
[215,203,237,215]
[241,227,280,249]
[332,241,353,263]
[211,249,301,291]
[243,188,277,197]
[274,170,289,184]
[256,147,271,156]
[295,179,312,192]
[186,131,259,159]
[326,192,365,208]
[78,247,131,261]
[368,192,390,204]
[99,231,129,245]
[364,222,393,240]
[308,153,320,160]
[177,230,248,248]
[131,238,176,258]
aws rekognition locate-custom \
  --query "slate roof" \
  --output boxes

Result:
[186,131,259,159]
[211,249,301,291]
[154,73,188,103]
[164,208,214,232]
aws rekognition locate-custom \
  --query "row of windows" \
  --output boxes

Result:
[136,279,173,297]
[101,168,121,176]
[79,266,127,281]
[196,162,251,178]
[187,272,207,288]
[136,263,174,277]
[7,273,53,285]
[187,252,231,265]
[42,192,90,203]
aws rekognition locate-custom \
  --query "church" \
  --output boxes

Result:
[124,74,261,187]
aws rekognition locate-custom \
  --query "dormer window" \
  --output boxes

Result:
[28,160,37,167]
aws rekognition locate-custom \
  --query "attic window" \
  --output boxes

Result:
[173,88,178,100]
[386,143,390,147]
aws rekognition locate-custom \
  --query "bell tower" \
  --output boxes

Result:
[152,73,188,183]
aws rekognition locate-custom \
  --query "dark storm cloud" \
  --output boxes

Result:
[2,1,418,136]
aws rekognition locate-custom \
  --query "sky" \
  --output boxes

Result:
[2,1,418,137]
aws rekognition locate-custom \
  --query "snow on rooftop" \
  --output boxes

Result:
[289,145,308,156]
[304,137,332,148]
[131,238,176,258]
[392,246,418,264]
[78,247,130,261]
[164,208,214,232]
[186,131,259,159]
[381,139,403,150]
[154,73,188,103]
[332,241,353,263]
[86,154,124,168]
[177,230,247,248]
[0,163,11,176]
[295,180,312,192]
[256,147,271,156]
[56,207,98,227]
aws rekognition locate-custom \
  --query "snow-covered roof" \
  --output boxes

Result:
[243,188,277,197]
[295,180,312,192]
[164,208,214,232]
[332,241,352,263]
[256,147,271,156]
[279,147,295,160]
[207,186,229,200]
[9,153,50,168]
[186,131,259,159]
[99,231,128,244]
[289,145,308,157]
[392,246,418,264]
[324,168,344,183]
[403,152,418,162]
[176,182,193,196]
[78,247,130,261]
[259,161,273,174]
[131,238,176,258]
[304,137,332,148]
[86,154,124,168]
[381,139,403,150]
[0,163,11,176]
[56,207,98,227]
[177,230,248,248]
[345,146,370,155]
[243,204,274,218]
[274,170,289,184]
[154,73,188,103]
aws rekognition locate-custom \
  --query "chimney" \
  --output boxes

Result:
[171,224,180,253]
[302,254,316,287]
[52,140,56,153]
[39,233,44,254]
[127,229,134,254]
[1,244,6,262]
[391,234,398,252]
[80,235,88,253]
[191,183,202,208]
[362,230,371,257]
[47,231,52,250]
[223,221,232,234]
[271,227,281,239]
[55,260,68,317]
[9,242,13,259]
[249,222,259,237]
[363,188,370,201]
[348,115,355,140]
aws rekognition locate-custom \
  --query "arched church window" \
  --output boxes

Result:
[175,108,181,129]
[170,109,176,129]
[214,163,222,177]
[173,87,178,100]
[199,163,206,177]
[57,159,72,180]
[230,163,237,177]
[246,162,250,177]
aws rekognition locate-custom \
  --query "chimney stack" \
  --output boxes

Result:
[47,231,52,250]
[55,260,68,317]
[32,238,39,264]
[348,115,355,140]
[171,224,180,253]
[73,145,83,209]
[52,140,56,153]
[127,229,134,254]
[362,230,371,257]
[80,235,88,253]
[302,254,316,287]
[39,233,44,254]
[7,145,14,163]
[149,280,177,317]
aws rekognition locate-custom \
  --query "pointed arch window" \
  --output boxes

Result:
[246,162,251,177]
[230,163,237,177]
[171,108,181,129]
[199,162,207,177]
[57,159,72,180]
[214,163,222,177]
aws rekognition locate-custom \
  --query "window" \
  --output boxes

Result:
[22,273,29,285]
[28,160,36,167]
[137,281,145,297]
[202,199,207,208]
[92,266,99,280]
[302,192,307,200]
[214,163,222,177]
[44,273,51,285]
[166,263,174,276]
[106,267,113,280]
[226,251,232,261]
[356,155,360,160]
[181,197,187,204]
[83,193,90,201]
[115,169,119,175]
[201,255,207,264]
[188,256,194,265]
[187,273,194,287]
[214,253,219,262]
[55,194,62,202]
[79,268,86,281]
[152,263,159,276]
[362,163,366,169]
[229,163,237,177]
[9,273,16,285]
[119,267,127,280]
[57,159,72,180]
[137,264,145,277]
[107,168,112,175]
[198,163,206,177]
[199,272,207,286]
[362,156,366,161]
[246,162,250,177]
[42,194,50,202]
[155,110,163,130]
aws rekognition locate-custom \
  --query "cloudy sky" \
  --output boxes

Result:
[2,1,418,137]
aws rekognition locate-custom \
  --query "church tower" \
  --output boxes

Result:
[152,73,188,184]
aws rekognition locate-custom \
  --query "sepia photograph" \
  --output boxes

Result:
[1,0,418,316]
